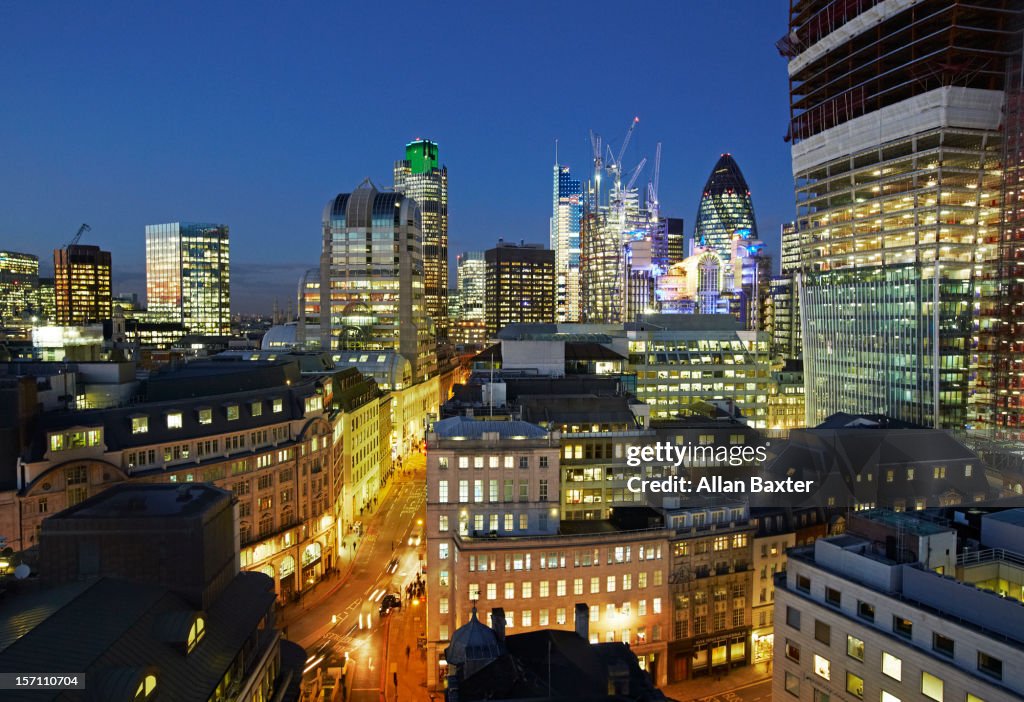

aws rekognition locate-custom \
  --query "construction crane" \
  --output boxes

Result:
[605,116,640,185]
[67,223,91,248]
[624,157,647,192]
[646,142,662,220]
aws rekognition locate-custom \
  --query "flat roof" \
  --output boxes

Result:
[56,483,230,520]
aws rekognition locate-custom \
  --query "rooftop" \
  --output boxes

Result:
[432,416,549,440]
[56,483,231,520]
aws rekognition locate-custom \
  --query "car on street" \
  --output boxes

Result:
[379,593,402,617]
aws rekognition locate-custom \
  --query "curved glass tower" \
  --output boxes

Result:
[693,154,758,266]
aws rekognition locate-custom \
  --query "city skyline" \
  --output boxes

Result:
[0,1,792,314]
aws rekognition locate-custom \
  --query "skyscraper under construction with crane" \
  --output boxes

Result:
[780,0,1021,430]
[579,118,668,323]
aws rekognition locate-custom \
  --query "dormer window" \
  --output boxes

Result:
[186,616,206,653]
[131,416,149,434]
[198,408,213,425]
[133,674,157,701]
[167,412,183,429]
[226,404,239,421]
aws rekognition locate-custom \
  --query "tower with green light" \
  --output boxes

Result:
[394,139,448,342]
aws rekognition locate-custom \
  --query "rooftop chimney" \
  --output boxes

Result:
[491,607,506,644]
[574,603,589,641]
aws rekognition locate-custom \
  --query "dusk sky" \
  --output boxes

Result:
[1,1,792,314]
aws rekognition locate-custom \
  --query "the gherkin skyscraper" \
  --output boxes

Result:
[693,154,757,266]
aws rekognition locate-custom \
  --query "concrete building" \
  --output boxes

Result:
[424,417,672,689]
[53,244,112,326]
[394,139,449,340]
[145,222,231,335]
[484,240,556,337]
[767,360,806,438]
[320,179,437,381]
[774,508,1024,701]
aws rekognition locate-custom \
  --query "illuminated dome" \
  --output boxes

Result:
[693,154,758,265]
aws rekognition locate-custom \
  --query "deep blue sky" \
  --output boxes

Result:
[1,1,793,314]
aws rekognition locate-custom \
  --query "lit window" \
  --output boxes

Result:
[167,412,182,429]
[132,416,149,434]
[846,635,864,661]
[134,674,157,701]
[226,404,239,420]
[921,672,943,701]
[881,693,900,702]
[198,408,212,425]
[882,652,902,681]
[846,672,864,699]
[186,617,206,653]
[251,401,262,417]
[813,654,830,680]
[438,543,448,560]
[272,398,283,413]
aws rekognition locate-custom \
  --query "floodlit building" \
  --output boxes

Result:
[53,244,112,326]
[320,179,436,381]
[780,0,1018,429]
[394,139,449,340]
[145,222,231,335]
[484,240,556,337]
[692,154,759,271]
[424,417,672,689]
[774,508,1024,702]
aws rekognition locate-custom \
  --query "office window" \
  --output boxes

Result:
[966,695,985,702]
[522,582,532,599]
[892,615,912,639]
[785,640,800,663]
[438,480,448,503]
[199,408,212,425]
[539,581,549,597]
[458,457,469,469]
[929,633,953,657]
[226,404,239,421]
[504,582,515,599]
[132,416,148,434]
[825,587,841,607]
[519,456,529,469]
[814,620,830,645]
[857,600,875,622]
[814,691,830,702]
[474,456,484,469]
[459,480,469,503]
[250,401,262,417]
[590,577,600,594]
[882,652,901,681]
[438,543,448,560]
[539,609,549,626]
[846,672,864,699]
[272,398,283,413]
[796,574,810,592]
[469,584,480,600]
[921,672,943,701]
[813,654,830,680]
[846,635,864,661]
[486,584,497,600]
[786,606,800,630]
[167,412,182,429]
[572,579,581,595]
[556,608,566,625]
[880,694,900,702]
[784,672,800,697]
[978,652,1002,680]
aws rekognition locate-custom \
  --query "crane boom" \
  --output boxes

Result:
[614,116,639,173]
[625,158,647,191]
[68,223,91,248]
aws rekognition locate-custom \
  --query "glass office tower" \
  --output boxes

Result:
[781,0,1015,429]
[552,164,583,322]
[145,223,231,335]
[692,154,759,267]
[394,139,448,341]
[0,251,39,323]
[320,179,436,380]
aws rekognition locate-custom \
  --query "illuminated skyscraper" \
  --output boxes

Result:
[0,251,39,323]
[320,179,436,380]
[394,139,448,341]
[781,0,1015,429]
[454,251,485,323]
[551,164,583,322]
[145,223,231,335]
[692,154,758,267]
[484,241,555,337]
[53,245,112,325]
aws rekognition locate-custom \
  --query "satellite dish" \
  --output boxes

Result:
[14,564,29,580]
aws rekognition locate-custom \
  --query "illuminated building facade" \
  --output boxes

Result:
[552,164,584,322]
[296,267,321,349]
[781,0,1015,429]
[424,417,671,689]
[692,154,758,269]
[455,251,486,322]
[484,241,556,337]
[394,139,449,340]
[320,179,436,381]
[53,245,112,325]
[145,222,231,335]
[0,251,39,323]
[625,315,774,427]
